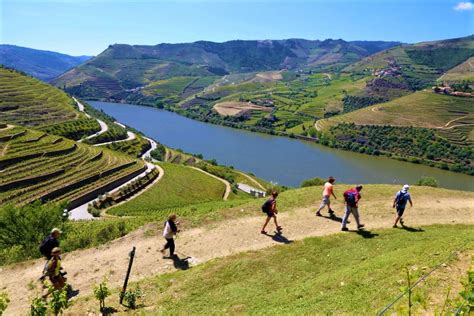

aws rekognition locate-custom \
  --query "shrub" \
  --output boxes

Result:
[30,297,47,316]
[415,176,438,188]
[0,292,9,315]
[301,177,326,188]
[94,278,111,312]
[122,286,143,309]
[49,287,69,315]
[0,202,67,265]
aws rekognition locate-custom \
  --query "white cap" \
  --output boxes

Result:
[51,227,62,234]
[402,184,409,192]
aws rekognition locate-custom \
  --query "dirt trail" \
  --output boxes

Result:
[2,195,473,315]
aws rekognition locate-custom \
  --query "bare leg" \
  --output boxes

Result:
[273,215,279,229]
[261,216,271,232]
[394,216,401,227]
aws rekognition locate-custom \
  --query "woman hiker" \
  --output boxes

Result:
[261,191,283,234]
[161,214,179,258]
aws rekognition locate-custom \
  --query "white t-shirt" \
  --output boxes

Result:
[163,221,175,239]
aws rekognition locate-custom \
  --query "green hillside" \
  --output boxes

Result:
[53,39,400,101]
[108,162,228,216]
[0,67,101,140]
[439,56,474,82]
[0,126,144,207]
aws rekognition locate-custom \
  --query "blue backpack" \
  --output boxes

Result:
[345,190,358,206]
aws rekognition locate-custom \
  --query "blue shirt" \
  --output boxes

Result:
[395,191,411,208]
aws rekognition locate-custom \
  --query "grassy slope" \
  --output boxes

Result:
[439,56,474,82]
[109,162,227,216]
[71,224,473,314]
[0,67,101,140]
[320,90,474,130]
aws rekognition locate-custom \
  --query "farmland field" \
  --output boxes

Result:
[213,101,272,116]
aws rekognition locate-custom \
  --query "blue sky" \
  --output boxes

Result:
[1,0,473,56]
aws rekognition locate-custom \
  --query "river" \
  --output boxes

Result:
[90,101,473,191]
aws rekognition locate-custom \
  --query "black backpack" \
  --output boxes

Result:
[261,199,273,213]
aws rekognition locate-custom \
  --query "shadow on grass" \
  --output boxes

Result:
[400,225,424,233]
[354,229,379,239]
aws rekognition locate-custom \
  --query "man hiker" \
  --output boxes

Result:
[316,176,337,217]
[161,214,179,258]
[341,185,365,231]
[393,184,413,228]
[42,247,67,297]
[261,191,283,234]
[39,228,61,260]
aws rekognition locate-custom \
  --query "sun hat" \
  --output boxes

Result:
[401,184,410,193]
[51,247,61,255]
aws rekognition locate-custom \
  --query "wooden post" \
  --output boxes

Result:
[406,267,412,316]
[120,246,136,304]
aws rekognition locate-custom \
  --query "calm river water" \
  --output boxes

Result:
[90,101,473,191]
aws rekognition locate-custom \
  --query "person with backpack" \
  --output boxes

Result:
[160,214,179,258]
[39,228,61,260]
[393,184,413,228]
[341,185,365,231]
[261,191,283,234]
[41,247,67,298]
[316,176,337,217]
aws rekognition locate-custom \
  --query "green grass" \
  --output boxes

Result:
[142,76,198,97]
[109,163,227,216]
[439,57,474,82]
[72,224,474,314]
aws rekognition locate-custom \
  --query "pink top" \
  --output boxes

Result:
[323,182,333,197]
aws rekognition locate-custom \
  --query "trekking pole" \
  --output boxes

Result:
[120,246,136,304]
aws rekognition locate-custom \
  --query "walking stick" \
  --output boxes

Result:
[120,246,136,304]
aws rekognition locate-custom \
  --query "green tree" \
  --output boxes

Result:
[94,278,111,312]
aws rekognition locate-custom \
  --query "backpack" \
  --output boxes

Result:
[396,191,407,204]
[345,190,358,206]
[261,199,273,213]
[39,236,51,257]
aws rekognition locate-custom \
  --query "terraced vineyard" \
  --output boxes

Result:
[0,67,100,140]
[0,126,145,208]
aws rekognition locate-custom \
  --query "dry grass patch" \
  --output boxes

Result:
[253,71,283,82]
[213,101,272,116]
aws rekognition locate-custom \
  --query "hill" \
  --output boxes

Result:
[2,184,473,314]
[0,45,92,81]
[52,38,400,100]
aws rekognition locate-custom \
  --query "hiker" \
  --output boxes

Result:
[261,191,283,234]
[341,185,365,231]
[393,184,413,228]
[43,247,67,296]
[316,176,337,217]
[39,228,61,260]
[161,214,179,258]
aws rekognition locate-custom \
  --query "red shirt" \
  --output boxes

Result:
[343,188,361,207]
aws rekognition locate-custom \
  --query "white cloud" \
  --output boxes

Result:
[454,1,474,11]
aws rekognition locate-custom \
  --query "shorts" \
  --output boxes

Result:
[320,196,331,207]
[264,210,275,218]
[396,207,405,216]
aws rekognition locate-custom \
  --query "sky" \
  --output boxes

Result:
[1,0,473,56]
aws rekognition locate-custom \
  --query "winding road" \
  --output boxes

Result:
[74,97,109,143]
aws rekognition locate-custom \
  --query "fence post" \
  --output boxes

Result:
[120,246,136,304]
[406,267,412,316]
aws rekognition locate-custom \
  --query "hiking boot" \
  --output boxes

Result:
[261,230,267,235]
[328,209,335,215]
[315,212,322,217]
[393,224,398,228]
[276,226,283,232]
[357,224,365,230]
[341,227,349,231]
